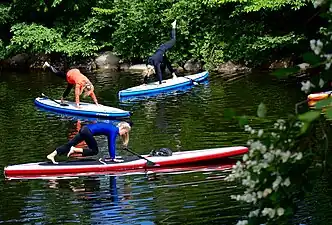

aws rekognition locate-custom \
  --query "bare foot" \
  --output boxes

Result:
[47,152,58,164]
[67,146,76,157]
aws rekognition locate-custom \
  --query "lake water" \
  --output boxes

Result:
[0,69,325,224]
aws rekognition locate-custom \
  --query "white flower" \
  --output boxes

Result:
[277,207,285,216]
[301,80,315,93]
[298,63,310,70]
[231,195,239,200]
[310,39,316,49]
[326,62,331,70]
[257,191,263,199]
[283,178,291,187]
[275,149,282,156]
[257,129,264,137]
[281,151,291,163]
[262,208,276,218]
[263,152,274,163]
[250,140,267,153]
[236,220,248,225]
[244,125,252,132]
[295,152,303,161]
[249,209,260,217]
[243,154,249,161]
[317,39,324,47]
[273,176,282,190]
[263,188,272,197]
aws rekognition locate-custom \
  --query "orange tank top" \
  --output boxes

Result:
[66,69,89,86]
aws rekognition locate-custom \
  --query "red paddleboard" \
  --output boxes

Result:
[5,159,237,180]
[307,91,332,101]
[4,146,248,179]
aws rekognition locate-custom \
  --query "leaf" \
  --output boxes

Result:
[324,107,332,119]
[238,116,248,127]
[315,98,332,109]
[303,52,321,65]
[271,67,300,78]
[257,102,267,118]
[298,110,321,122]
[223,108,236,120]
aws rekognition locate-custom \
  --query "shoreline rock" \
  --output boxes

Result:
[0,52,301,75]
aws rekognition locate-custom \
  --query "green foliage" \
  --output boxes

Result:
[0,39,6,59]
[0,0,320,66]
[303,51,321,66]
[206,0,308,12]
[0,4,11,25]
[6,22,103,57]
[7,23,61,54]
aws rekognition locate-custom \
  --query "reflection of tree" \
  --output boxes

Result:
[0,181,31,223]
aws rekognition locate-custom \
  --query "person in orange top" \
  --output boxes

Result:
[43,62,99,108]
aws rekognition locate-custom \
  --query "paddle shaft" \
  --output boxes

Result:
[183,76,199,85]
[124,148,156,166]
[41,93,69,106]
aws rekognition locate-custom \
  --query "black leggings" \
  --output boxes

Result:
[46,65,73,98]
[146,28,176,84]
[56,126,99,156]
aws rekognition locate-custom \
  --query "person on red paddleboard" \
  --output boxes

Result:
[46,121,131,164]
[142,20,177,85]
[43,62,99,108]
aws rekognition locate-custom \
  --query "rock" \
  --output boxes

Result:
[184,59,202,72]
[128,64,147,71]
[95,51,120,71]
[9,53,30,68]
[29,53,51,69]
[268,58,293,69]
[119,63,130,70]
[87,60,97,71]
[217,61,251,73]
[176,66,185,73]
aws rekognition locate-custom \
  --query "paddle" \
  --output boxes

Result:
[41,93,69,106]
[123,147,157,166]
[182,76,200,85]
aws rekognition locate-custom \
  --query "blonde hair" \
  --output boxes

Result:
[83,81,94,97]
[117,121,131,147]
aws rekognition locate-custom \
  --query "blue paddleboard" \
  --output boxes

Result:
[118,71,209,100]
[35,97,131,118]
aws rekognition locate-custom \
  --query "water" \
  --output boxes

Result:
[0,70,315,224]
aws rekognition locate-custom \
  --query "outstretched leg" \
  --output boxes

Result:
[157,21,176,53]
[43,62,66,79]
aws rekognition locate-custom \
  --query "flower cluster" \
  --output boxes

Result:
[228,120,305,224]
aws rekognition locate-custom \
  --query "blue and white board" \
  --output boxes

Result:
[35,97,131,118]
[118,71,209,100]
